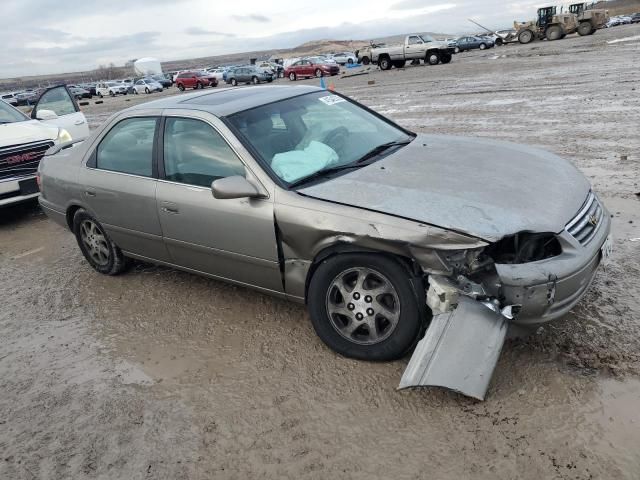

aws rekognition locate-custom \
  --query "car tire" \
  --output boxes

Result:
[73,209,129,276]
[454,46,460,53]
[178,83,185,91]
[479,43,487,50]
[379,57,392,70]
[289,72,297,81]
[145,87,150,94]
[426,52,440,65]
[361,56,370,65]
[252,76,259,84]
[231,78,238,86]
[307,253,425,361]
[347,58,354,64]
[315,68,323,77]
[134,89,138,95]
[109,91,115,97]
[495,38,504,46]
[98,93,103,98]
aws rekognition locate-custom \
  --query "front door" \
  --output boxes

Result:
[78,115,170,261]
[155,114,282,293]
[31,85,90,140]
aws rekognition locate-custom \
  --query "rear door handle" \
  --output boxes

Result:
[85,190,96,197]
[162,206,179,214]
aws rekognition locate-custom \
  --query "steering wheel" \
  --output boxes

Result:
[322,127,349,155]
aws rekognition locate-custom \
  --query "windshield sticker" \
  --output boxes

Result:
[319,95,346,106]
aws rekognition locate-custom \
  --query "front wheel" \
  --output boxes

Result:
[426,51,440,65]
[252,76,259,84]
[231,78,238,86]
[178,83,185,91]
[578,21,593,36]
[479,43,487,50]
[307,254,425,361]
[73,210,129,275]
[495,38,504,46]
[145,87,150,94]
[454,46,460,53]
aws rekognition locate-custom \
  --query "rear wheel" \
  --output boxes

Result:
[426,51,440,65]
[308,254,425,361]
[315,68,323,77]
[289,72,297,81]
[518,29,534,44]
[546,25,563,41]
[479,43,487,50]
[578,21,593,36]
[495,38,504,46]
[347,58,354,64]
[454,46,461,53]
[145,87,150,94]
[178,83,185,91]
[379,56,392,70]
[361,56,370,65]
[252,76,259,84]
[73,210,129,276]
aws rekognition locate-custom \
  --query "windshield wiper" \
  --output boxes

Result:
[354,139,412,165]
[288,139,413,189]
[288,163,365,189]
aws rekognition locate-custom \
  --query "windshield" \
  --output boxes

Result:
[0,100,29,123]
[226,91,413,186]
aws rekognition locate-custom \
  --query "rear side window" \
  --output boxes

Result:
[163,117,245,187]
[96,117,157,177]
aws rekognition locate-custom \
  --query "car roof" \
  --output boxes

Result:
[126,85,322,117]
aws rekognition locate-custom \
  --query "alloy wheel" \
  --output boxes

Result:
[80,220,110,266]
[325,267,400,345]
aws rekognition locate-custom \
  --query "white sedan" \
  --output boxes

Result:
[330,52,357,65]
[132,78,164,94]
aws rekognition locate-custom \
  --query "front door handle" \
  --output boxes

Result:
[85,190,96,197]
[161,202,179,214]
[74,119,86,125]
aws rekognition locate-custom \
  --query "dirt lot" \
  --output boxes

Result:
[2,25,640,479]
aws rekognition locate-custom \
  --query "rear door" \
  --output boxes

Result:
[31,85,90,140]
[78,111,170,261]
[155,111,282,292]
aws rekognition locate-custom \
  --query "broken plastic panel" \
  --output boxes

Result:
[398,296,508,401]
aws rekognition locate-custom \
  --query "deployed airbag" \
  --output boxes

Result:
[271,141,338,182]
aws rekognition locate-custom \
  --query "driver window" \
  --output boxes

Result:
[408,36,422,45]
[36,86,76,117]
[163,117,245,188]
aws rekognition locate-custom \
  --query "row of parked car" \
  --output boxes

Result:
[606,13,640,27]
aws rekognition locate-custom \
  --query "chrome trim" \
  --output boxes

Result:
[565,192,603,246]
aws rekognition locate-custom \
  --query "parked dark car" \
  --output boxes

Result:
[285,59,340,81]
[454,36,495,53]
[151,74,173,88]
[631,13,640,23]
[69,87,92,99]
[225,66,273,86]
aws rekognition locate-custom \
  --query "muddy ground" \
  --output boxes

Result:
[2,24,640,479]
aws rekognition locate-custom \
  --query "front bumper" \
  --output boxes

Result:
[0,176,40,207]
[496,205,611,325]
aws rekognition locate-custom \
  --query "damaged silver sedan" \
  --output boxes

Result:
[38,86,612,400]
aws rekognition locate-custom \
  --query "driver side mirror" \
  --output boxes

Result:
[36,109,59,120]
[212,176,263,199]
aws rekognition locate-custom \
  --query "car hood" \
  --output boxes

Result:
[298,134,591,242]
[0,120,58,149]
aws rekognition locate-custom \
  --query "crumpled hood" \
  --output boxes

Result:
[0,120,58,149]
[299,134,591,242]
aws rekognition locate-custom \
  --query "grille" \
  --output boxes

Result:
[565,192,603,246]
[0,140,54,181]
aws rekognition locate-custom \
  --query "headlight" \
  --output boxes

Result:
[56,128,72,144]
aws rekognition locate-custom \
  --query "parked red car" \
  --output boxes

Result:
[175,71,217,90]
[285,58,340,81]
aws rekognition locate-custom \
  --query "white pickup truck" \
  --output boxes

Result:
[370,34,455,70]
[0,85,89,207]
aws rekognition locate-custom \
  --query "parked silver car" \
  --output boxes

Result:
[38,86,611,399]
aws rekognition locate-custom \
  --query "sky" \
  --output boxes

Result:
[1,0,549,78]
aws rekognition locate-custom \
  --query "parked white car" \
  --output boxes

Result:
[330,52,357,65]
[205,68,226,80]
[96,81,128,98]
[132,78,163,94]
[0,85,89,207]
